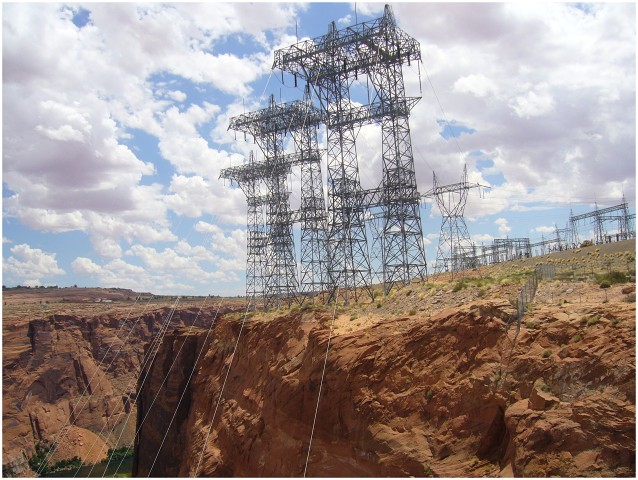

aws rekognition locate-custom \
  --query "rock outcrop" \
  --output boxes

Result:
[133,295,635,477]
[2,303,238,476]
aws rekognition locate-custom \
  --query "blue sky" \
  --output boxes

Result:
[2,2,636,295]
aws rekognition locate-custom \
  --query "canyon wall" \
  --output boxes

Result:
[133,297,635,477]
[2,304,234,476]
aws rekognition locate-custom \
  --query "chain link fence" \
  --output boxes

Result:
[510,264,556,333]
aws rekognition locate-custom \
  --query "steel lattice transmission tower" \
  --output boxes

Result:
[273,4,427,301]
[222,92,329,307]
[289,87,330,300]
[570,197,636,245]
[219,152,268,310]
[226,95,298,309]
[422,165,486,275]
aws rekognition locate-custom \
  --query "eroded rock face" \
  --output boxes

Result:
[2,305,234,476]
[133,298,635,477]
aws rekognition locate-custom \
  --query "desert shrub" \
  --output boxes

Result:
[596,271,628,285]
[542,349,552,358]
[376,301,382,309]
[28,443,55,475]
[626,293,636,303]
[423,465,435,477]
[572,333,583,342]
[452,280,467,292]
[525,321,536,329]
[106,446,133,463]
[409,309,417,316]
[586,315,600,327]
[599,281,611,289]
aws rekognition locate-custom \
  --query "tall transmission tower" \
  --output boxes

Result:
[227,95,298,309]
[422,165,487,275]
[290,87,330,300]
[273,4,427,300]
[219,152,267,310]
[223,92,329,308]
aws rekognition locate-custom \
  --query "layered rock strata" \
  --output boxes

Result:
[133,298,635,477]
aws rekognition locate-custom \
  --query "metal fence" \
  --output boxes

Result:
[511,264,556,332]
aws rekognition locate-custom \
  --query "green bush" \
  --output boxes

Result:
[452,280,466,292]
[596,271,628,286]
[106,446,134,463]
[542,349,552,358]
[599,281,611,289]
[28,443,54,475]
[572,333,583,343]
[586,315,600,327]
[409,309,417,316]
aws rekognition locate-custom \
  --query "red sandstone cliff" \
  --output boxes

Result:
[2,303,238,476]
[133,293,635,477]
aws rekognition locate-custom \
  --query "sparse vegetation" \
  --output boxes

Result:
[423,465,435,477]
[572,333,583,343]
[424,388,434,401]
[542,349,552,358]
[586,315,600,327]
[596,271,628,286]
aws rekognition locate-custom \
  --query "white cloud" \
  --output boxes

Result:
[2,2,299,263]
[534,225,556,234]
[509,85,555,118]
[393,2,635,213]
[71,257,103,275]
[495,217,511,236]
[4,244,65,286]
[453,74,498,98]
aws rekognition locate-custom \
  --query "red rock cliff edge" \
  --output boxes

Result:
[133,298,635,477]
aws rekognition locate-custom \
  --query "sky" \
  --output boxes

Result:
[2,2,636,296]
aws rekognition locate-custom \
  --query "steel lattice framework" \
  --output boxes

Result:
[422,165,486,275]
[273,4,427,301]
[570,199,635,245]
[221,93,329,308]
[225,95,298,309]
[219,152,267,310]
[292,88,330,300]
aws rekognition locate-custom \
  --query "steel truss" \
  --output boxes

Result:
[221,93,328,308]
[570,199,635,245]
[274,5,427,301]
[421,165,486,276]
[219,152,267,310]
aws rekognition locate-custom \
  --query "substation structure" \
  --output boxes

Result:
[569,199,635,245]
[222,5,429,308]
[421,164,487,276]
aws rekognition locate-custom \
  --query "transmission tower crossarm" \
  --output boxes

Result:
[421,180,488,198]
[272,5,421,81]
[569,202,628,222]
